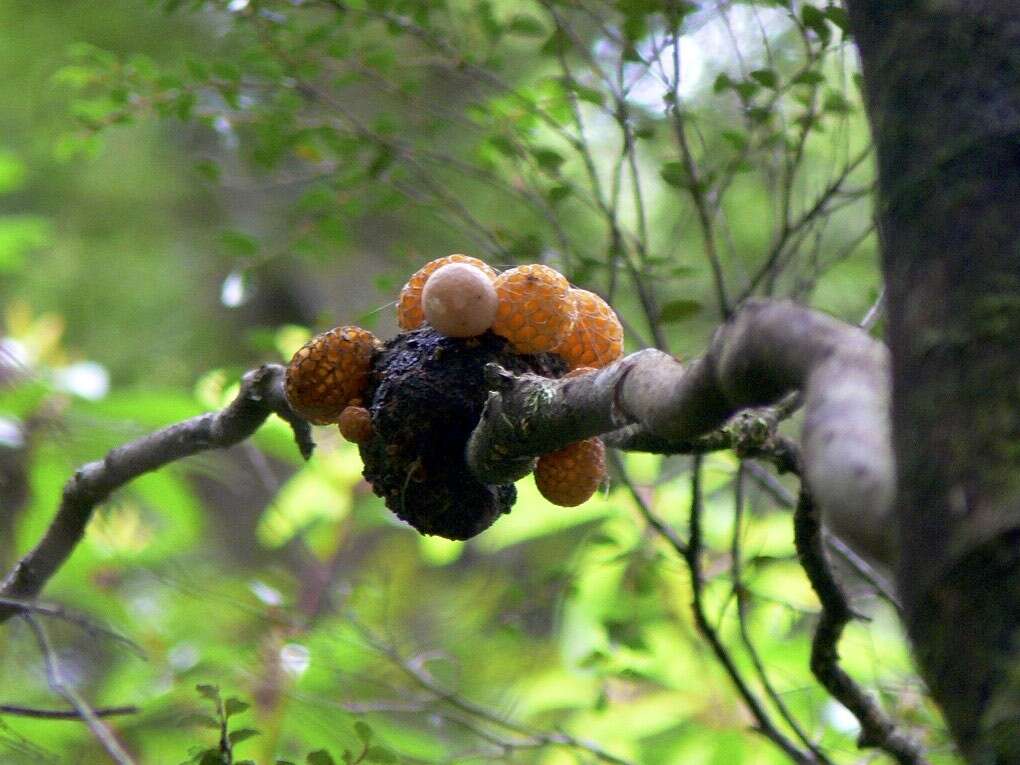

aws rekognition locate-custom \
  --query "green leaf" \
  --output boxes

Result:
[487,134,519,158]
[52,65,100,89]
[720,130,748,151]
[712,73,733,93]
[228,728,260,745]
[224,698,251,718]
[178,713,221,729]
[749,69,777,88]
[547,185,571,204]
[307,751,336,765]
[733,80,760,101]
[198,751,226,765]
[825,6,850,33]
[532,148,565,172]
[633,122,656,139]
[0,215,51,273]
[659,161,691,189]
[562,78,603,107]
[508,14,545,37]
[218,230,259,259]
[823,90,853,114]
[477,0,503,41]
[353,721,373,744]
[801,5,831,45]
[175,91,197,121]
[659,299,702,322]
[793,70,825,86]
[365,746,398,764]
[195,684,221,704]
[194,159,220,182]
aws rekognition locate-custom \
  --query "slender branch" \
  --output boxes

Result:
[665,2,731,318]
[351,621,635,765]
[793,492,928,764]
[684,459,814,763]
[0,596,143,657]
[0,365,312,624]
[730,466,832,763]
[0,704,139,721]
[741,148,872,302]
[23,613,136,764]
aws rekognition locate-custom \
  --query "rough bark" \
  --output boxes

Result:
[845,1,1020,758]
[468,299,895,567]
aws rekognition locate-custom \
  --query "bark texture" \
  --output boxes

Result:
[846,1,1020,758]
[468,300,894,567]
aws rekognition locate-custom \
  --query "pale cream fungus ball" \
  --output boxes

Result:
[422,262,499,337]
[397,254,498,330]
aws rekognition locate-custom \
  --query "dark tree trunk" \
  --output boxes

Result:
[845,1,1020,759]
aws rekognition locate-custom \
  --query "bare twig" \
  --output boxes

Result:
[0,597,143,657]
[0,704,138,721]
[0,365,311,623]
[23,613,136,764]
[741,148,872,301]
[351,621,635,765]
[793,492,928,764]
[730,466,832,762]
[684,459,814,762]
[665,2,731,318]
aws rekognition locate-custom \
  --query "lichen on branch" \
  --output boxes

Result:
[467,299,895,567]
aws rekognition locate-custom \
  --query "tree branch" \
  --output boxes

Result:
[793,491,927,764]
[0,704,139,721]
[0,364,312,624]
[23,612,136,764]
[467,299,894,567]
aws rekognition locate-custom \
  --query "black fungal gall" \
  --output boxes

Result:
[360,326,565,539]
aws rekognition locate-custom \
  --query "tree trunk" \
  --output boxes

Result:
[845,1,1020,758]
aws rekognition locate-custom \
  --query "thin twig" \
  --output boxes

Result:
[741,147,872,301]
[0,597,144,658]
[22,613,136,764]
[351,620,635,765]
[665,2,731,318]
[684,458,815,762]
[0,704,138,721]
[793,491,928,764]
[730,465,832,762]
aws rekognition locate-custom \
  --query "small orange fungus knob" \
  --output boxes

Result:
[491,264,574,354]
[284,326,379,424]
[534,437,606,507]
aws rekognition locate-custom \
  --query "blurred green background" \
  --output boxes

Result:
[0,1,950,763]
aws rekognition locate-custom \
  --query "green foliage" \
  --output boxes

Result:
[0,0,955,763]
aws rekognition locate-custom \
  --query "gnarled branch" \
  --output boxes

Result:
[0,364,312,624]
[467,299,894,567]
